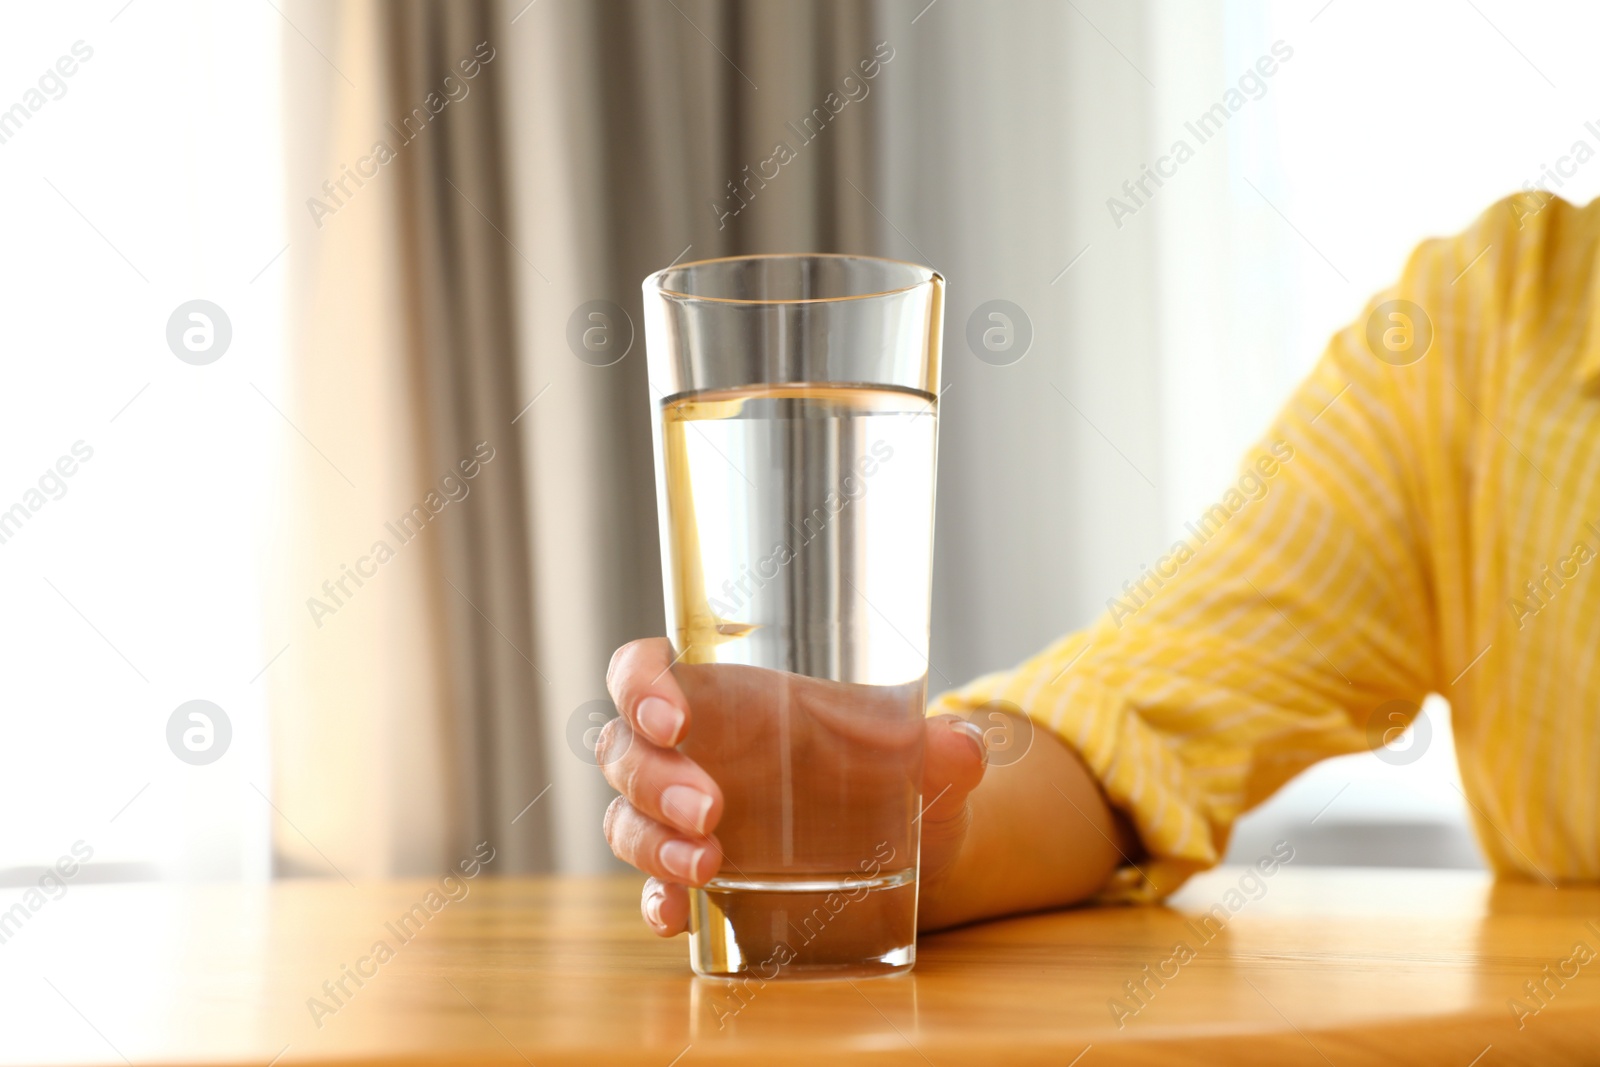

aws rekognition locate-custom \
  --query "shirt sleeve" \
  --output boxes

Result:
[928,204,1508,903]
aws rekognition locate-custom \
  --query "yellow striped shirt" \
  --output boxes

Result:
[932,193,1600,900]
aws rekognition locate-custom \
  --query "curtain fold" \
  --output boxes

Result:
[275,0,450,879]
[381,1,551,874]
[274,0,548,878]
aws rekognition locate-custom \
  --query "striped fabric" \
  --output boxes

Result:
[931,193,1600,901]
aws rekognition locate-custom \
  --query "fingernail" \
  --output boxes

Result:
[952,718,988,765]
[660,839,705,882]
[644,890,665,927]
[637,697,685,746]
[660,784,713,834]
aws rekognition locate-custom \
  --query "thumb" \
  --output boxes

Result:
[920,713,987,829]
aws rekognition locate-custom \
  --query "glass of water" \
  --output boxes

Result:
[641,254,944,978]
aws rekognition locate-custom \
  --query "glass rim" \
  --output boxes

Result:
[643,252,943,306]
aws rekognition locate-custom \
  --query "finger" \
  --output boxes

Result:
[598,717,724,835]
[921,714,988,826]
[603,796,722,886]
[641,877,690,937]
[607,638,691,747]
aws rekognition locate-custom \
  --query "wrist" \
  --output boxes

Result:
[918,710,1131,930]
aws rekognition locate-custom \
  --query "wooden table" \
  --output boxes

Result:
[4,866,1599,1065]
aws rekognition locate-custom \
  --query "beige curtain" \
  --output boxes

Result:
[273,0,548,877]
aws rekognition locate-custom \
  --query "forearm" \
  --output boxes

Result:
[918,714,1137,931]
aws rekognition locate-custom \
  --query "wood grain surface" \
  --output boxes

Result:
[3,866,1598,1065]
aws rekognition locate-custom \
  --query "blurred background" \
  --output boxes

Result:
[7,0,1595,890]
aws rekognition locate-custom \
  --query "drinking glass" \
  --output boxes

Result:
[641,254,944,978]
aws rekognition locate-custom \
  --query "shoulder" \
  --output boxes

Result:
[1338,194,1600,386]
[1404,193,1600,322]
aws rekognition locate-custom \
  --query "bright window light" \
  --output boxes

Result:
[0,0,285,883]
[1153,0,1600,863]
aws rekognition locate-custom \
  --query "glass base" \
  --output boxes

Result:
[688,869,918,978]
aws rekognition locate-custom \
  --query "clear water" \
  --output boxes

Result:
[657,383,938,977]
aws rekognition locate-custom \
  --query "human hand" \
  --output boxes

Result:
[599,637,988,936]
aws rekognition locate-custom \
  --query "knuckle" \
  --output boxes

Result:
[598,726,644,796]
[614,745,646,801]
[607,637,671,707]
[594,716,624,769]
[605,642,634,694]
[602,795,629,848]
